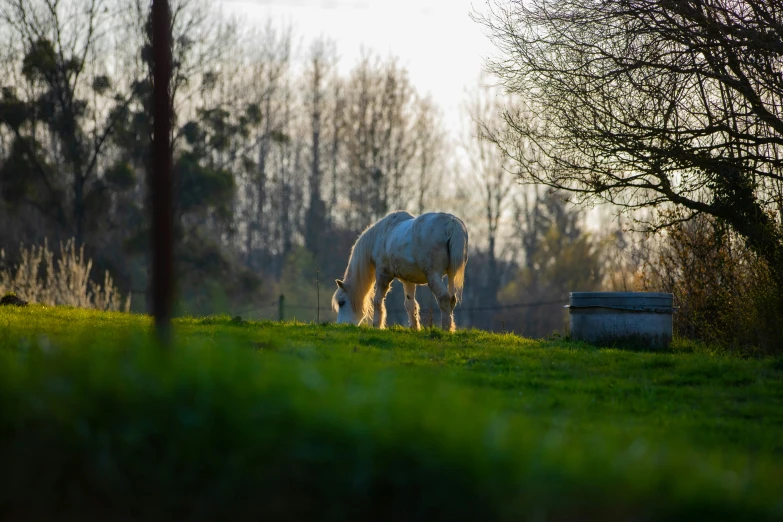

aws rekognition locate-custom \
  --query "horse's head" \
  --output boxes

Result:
[332,279,360,325]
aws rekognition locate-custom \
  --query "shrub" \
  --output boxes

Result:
[637,214,780,354]
[0,238,130,311]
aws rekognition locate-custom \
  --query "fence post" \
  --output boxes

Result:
[278,294,285,322]
[316,268,320,324]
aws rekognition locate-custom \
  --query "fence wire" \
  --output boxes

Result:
[131,290,567,321]
[233,298,566,319]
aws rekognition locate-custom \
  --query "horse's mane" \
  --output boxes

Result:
[336,211,413,322]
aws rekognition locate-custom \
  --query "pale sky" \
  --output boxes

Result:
[218,0,497,140]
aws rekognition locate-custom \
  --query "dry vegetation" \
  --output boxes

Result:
[0,238,131,312]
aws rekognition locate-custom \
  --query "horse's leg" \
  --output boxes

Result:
[373,273,393,329]
[427,274,455,332]
[447,277,458,314]
[402,280,420,330]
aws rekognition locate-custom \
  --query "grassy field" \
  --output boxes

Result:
[1,305,782,521]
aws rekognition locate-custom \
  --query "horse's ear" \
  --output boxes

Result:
[335,279,345,290]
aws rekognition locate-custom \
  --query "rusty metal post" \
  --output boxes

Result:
[151,0,173,343]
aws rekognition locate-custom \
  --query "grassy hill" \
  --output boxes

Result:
[1,305,782,521]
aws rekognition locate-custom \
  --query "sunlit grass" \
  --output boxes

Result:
[1,305,782,520]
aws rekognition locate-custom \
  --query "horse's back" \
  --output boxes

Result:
[411,212,466,242]
[381,210,415,230]
[373,212,462,282]
[409,213,467,273]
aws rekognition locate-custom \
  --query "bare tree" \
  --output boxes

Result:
[476,0,783,293]
[327,69,345,224]
[303,37,335,258]
[462,78,517,314]
[343,52,420,228]
[379,60,418,212]
[238,21,292,267]
[412,95,445,215]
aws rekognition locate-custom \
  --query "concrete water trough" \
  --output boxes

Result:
[567,292,674,349]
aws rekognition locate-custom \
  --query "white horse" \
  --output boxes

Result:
[332,211,468,331]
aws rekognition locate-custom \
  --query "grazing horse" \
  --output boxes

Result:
[332,211,468,332]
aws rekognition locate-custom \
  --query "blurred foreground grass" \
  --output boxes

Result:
[1,305,782,521]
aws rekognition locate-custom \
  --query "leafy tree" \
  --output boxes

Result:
[463,78,517,317]
[0,0,134,244]
[499,190,603,337]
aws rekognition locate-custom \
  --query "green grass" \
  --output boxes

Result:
[1,305,782,521]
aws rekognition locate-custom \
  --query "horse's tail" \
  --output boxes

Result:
[447,217,469,303]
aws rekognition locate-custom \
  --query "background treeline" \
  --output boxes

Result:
[0,0,777,352]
